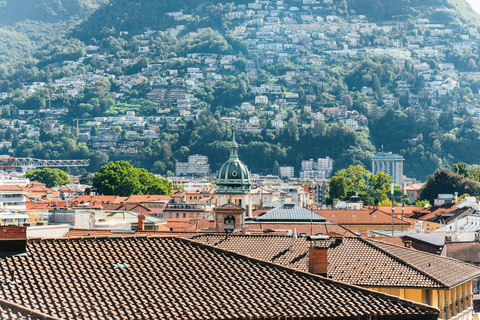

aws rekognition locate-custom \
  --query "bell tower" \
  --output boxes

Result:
[213,202,245,231]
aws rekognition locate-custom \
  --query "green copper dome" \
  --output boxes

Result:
[216,134,251,194]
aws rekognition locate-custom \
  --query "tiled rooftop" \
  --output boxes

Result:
[0,237,439,319]
[0,298,60,320]
[189,234,480,288]
[314,209,410,225]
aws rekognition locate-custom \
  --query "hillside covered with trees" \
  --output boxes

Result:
[1,0,480,181]
[0,0,105,64]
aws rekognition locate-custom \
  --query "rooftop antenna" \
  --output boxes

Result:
[381,145,384,153]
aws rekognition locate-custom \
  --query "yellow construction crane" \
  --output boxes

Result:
[73,117,97,136]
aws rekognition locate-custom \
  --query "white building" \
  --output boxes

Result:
[279,166,295,179]
[372,152,404,185]
[255,95,268,105]
[0,185,29,211]
[175,154,210,177]
[249,117,260,126]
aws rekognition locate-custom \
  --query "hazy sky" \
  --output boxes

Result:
[467,0,480,15]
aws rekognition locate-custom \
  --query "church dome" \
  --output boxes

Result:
[216,134,251,194]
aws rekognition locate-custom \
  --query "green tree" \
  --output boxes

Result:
[328,176,347,199]
[378,199,392,206]
[419,168,480,204]
[414,199,430,207]
[453,162,470,177]
[335,165,370,193]
[113,126,123,134]
[93,161,172,196]
[25,168,71,188]
[368,172,392,202]
[470,166,480,182]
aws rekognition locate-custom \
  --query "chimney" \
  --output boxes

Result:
[403,240,412,248]
[0,226,27,254]
[454,192,458,201]
[138,214,146,231]
[308,246,328,276]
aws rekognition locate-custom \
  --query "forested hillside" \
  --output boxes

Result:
[1,0,480,180]
[345,0,480,25]
[0,0,105,63]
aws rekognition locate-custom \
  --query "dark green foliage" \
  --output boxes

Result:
[328,176,347,199]
[0,0,105,64]
[93,161,172,196]
[24,168,72,188]
[0,0,105,26]
[344,0,480,25]
[71,0,251,41]
[453,162,470,177]
[419,168,480,204]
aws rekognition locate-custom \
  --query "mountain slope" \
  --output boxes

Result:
[0,0,106,64]
[345,0,480,25]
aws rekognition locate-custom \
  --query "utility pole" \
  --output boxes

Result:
[391,182,395,237]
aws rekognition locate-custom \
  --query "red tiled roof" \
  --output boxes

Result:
[189,235,480,288]
[0,185,24,191]
[0,237,439,319]
[124,194,171,202]
[69,195,127,205]
[246,223,357,237]
[315,209,410,225]
[26,200,67,210]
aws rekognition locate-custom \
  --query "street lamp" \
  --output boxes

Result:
[391,182,394,237]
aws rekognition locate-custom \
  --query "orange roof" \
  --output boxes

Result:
[163,218,214,232]
[368,236,411,248]
[0,185,25,191]
[246,223,357,237]
[185,187,215,195]
[314,209,410,225]
[172,190,187,198]
[406,183,423,191]
[69,195,127,204]
[376,206,418,217]
[28,181,46,187]
[26,200,67,210]
[124,195,172,203]
[26,186,52,192]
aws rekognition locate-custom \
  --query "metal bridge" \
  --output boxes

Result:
[0,158,90,168]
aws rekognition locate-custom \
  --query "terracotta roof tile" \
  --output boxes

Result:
[315,209,410,225]
[0,237,438,319]
[189,235,480,288]
[246,223,357,237]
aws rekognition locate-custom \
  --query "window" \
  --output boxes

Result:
[190,213,193,217]
[183,213,186,218]
[176,213,179,218]
[169,213,172,218]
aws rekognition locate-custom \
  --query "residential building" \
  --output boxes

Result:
[300,157,334,179]
[175,154,210,177]
[372,152,405,185]
[279,166,294,179]
[255,95,268,104]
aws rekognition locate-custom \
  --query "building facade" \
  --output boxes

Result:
[279,166,294,179]
[175,154,210,177]
[372,152,404,184]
